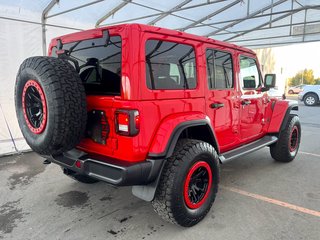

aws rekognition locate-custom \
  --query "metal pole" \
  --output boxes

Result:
[41,0,59,56]
[0,16,82,31]
[147,0,192,25]
[47,0,104,18]
[225,9,302,41]
[302,9,308,42]
[95,0,131,28]
[179,0,242,31]
[240,38,320,48]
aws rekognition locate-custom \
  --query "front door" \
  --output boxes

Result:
[205,48,239,152]
[238,55,265,142]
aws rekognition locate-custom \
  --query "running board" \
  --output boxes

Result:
[219,136,278,163]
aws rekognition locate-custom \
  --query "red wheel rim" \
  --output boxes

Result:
[22,80,47,134]
[184,161,212,209]
[289,126,299,152]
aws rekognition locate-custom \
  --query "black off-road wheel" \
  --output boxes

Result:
[303,93,318,106]
[270,115,301,162]
[15,57,87,156]
[152,139,220,227]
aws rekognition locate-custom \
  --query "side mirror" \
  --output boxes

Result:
[264,74,276,88]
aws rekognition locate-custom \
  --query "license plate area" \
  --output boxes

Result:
[86,110,110,145]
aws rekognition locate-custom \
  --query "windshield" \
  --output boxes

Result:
[51,35,122,96]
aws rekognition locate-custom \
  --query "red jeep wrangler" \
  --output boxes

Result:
[15,24,300,227]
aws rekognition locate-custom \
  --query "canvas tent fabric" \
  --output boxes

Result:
[0,0,320,156]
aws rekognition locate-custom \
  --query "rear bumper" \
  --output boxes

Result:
[49,149,164,186]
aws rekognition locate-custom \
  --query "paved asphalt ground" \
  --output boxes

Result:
[1,97,319,240]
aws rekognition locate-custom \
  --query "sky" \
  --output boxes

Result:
[271,42,320,78]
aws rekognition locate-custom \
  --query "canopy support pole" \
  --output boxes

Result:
[95,0,132,28]
[42,0,59,56]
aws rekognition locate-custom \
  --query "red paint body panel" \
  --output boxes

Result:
[149,111,208,155]
[47,24,289,164]
[267,100,292,133]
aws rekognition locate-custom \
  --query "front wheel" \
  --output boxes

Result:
[152,139,220,227]
[304,93,318,106]
[270,115,301,162]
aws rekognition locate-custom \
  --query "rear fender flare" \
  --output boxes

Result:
[134,114,219,202]
[148,113,219,158]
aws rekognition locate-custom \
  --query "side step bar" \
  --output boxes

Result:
[219,135,278,163]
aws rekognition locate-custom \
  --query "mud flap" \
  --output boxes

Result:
[132,160,166,201]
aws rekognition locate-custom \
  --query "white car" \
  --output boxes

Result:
[298,85,320,106]
[288,84,305,94]
[268,87,285,99]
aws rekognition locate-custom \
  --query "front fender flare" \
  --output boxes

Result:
[267,100,298,133]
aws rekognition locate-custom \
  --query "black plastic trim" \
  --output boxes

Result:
[132,159,166,202]
[148,119,220,159]
[280,102,299,132]
[50,149,164,186]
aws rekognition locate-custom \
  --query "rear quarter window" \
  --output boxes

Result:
[145,40,197,90]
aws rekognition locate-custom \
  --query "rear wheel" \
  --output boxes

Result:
[304,93,318,106]
[288,90,294,94]
[270,115,301,162]
[152,139,219,227]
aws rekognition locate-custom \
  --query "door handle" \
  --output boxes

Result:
[241,100,251,106]
[210,103,224,109]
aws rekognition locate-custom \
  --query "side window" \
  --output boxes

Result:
[239,56,261,89]
[145,40,197,90]
[206,49,233,89]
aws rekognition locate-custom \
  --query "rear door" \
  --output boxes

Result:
[204,47,240,152]
[51,33,123,156]
[238,55,265,141]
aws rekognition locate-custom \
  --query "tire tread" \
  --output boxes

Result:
[152,139,219,227]
[270,115,300,162]
[15,56,87,155]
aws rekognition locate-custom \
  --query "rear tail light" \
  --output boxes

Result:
[115,110,140,136]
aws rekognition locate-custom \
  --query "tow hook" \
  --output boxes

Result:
[43,159,51,164]
[63,168,75,176]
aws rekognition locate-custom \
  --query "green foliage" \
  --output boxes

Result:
[288,69,316,86]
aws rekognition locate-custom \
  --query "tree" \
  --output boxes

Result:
[288,69,316,86]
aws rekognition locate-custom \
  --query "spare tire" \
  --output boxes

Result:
[15,56,87,155]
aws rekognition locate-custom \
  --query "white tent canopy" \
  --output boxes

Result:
[1,0,320,156]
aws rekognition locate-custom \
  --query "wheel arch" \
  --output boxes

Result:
[303,91,320,101]
[280,105,299,132]
[148,118,220,159]
[135,117,220,203]
[267,100,298,134]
